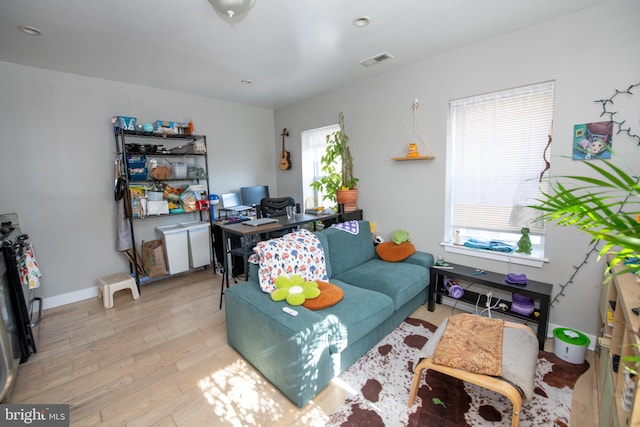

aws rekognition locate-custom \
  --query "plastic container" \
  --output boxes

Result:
[553,327,590,364]
[179,221,211,268]
[171,162,187,179]
[209,194,220,222]
[156,225,189,274]
[113,116,137,131]
[127,154,147,181]
[511,293,535,316]
[148,158,171,180]
[147,191,164,201]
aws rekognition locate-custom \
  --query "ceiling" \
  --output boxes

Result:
[0,0,608,109]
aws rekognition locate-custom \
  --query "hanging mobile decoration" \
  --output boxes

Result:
[392,99,436,161]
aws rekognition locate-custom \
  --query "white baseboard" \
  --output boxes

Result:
[42,286,98,310]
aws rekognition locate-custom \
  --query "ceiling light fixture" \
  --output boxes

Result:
[352,16,371,28]
[18,25,42,36]
[208,0,256,22]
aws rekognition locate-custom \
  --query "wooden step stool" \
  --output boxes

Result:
[97,272,140,308]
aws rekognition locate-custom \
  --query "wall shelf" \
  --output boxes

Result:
[392,99,435,161]
[391,155,436,161]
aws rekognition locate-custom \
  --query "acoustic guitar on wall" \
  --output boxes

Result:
[279,128,291,170]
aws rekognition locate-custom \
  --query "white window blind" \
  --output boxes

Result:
[448,81,555,239]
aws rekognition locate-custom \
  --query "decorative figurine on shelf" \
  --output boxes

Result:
[407,142,420,158]
[516,227,532,254]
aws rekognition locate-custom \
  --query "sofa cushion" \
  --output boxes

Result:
[317,280,394,353]
[321,220,376,276]
[334,258,429,310]
[253,229,328,293]
[313,230,332,278]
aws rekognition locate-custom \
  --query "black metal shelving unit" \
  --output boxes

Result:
[114,128,214,289]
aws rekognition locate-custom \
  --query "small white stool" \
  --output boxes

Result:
[97,272,140,308]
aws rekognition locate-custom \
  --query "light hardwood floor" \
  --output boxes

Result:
[10,270,597,426]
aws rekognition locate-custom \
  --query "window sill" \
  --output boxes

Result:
[441,242,548,268]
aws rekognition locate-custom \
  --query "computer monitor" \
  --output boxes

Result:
[240,185,270,208]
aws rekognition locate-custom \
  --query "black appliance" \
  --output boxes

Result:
[1,224,42,364]
[0,226,21,403]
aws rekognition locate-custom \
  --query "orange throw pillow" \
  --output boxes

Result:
[303,281,344,310]
[376,241,416,262]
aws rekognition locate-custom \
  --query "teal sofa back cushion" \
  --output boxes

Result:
[319,220,375,277]
[313,230,332,279]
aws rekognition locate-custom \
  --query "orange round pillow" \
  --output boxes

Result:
[376,241,416,262]
[303,281,344,310]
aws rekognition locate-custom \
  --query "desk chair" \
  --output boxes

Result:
[259,197,297,238]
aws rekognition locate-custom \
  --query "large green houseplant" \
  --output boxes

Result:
[534,158,640,275]
[535,158,640,373]
[310,112,359,210]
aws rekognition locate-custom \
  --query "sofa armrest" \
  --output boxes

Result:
[225,281,335,407]
[402,250,434,269]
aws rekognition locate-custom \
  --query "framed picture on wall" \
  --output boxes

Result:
[572,121,613,160]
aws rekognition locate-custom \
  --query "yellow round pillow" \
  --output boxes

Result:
[375,241,416,262]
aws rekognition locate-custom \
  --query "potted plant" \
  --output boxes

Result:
[310,112,359,211]
[535,158,640,376]
[534,158,640,275]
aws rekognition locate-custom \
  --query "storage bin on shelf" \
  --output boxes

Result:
[170,162,187,179]
[156,225,189,274]
[127,154,147,181]
[113,116,137,131]
[179,221,212,268]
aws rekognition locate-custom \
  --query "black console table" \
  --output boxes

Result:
[428,263,552,349]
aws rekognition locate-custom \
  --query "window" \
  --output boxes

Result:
[301,124,340,210]
[445,81,555,261]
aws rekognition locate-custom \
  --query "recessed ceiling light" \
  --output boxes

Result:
[18,25,42,36]
[240,79,253,85]
[353,16,371,28]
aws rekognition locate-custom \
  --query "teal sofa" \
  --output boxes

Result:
[224,220,433,407]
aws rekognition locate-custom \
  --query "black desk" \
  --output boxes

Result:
[217,212,343,308]
[428,263,552,349]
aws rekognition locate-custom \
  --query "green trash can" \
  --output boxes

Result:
[553,328,590,364]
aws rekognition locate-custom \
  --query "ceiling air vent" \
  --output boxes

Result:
[359,52,393,67]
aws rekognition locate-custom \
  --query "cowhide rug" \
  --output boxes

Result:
[315,317,589,427]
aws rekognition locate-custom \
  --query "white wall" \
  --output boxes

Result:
[274,0,640,335]
[0,63,276,305]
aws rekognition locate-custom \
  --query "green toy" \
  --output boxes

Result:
[391,229,411,245]
[271,274,321,306]
[516,227,532,254]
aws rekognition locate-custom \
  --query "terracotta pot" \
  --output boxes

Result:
[336,189,358,212]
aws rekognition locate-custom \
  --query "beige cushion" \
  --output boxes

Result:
[416,317,539,401]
